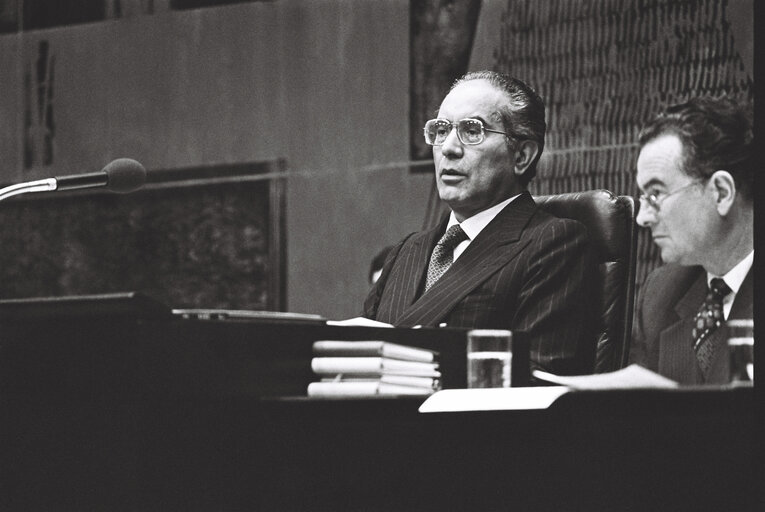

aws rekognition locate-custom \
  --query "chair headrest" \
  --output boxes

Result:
[534,190,634,261]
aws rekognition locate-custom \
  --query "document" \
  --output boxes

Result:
[419,387,570,412]
[313,340,437,362]
[532,364,678,389]
[419,365,679,413]
[325,317,394,328]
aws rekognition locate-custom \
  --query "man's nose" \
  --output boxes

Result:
[635,202,656,228]
[440,127,463,157]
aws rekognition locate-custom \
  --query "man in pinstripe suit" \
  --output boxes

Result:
[629,97,753,385]
[363,71,598,376]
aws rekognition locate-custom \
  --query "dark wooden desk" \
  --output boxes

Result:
[1,315,759,511]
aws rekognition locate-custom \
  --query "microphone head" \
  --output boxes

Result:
[103,158,146,193]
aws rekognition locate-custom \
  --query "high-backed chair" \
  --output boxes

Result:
[534,190,637,373]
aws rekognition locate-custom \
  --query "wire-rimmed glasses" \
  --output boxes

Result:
[638,181,701,211]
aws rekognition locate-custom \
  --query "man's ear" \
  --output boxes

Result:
[710,170,736,215]
[513,140,540,176]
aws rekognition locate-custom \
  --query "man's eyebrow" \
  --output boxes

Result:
[639,178,666,191]
[462,114,494,127]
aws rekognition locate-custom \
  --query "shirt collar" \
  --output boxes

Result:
[707,250,753,294]
[446,194,521,240]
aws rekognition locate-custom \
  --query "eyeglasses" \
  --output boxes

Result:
[638,181,701,212]
[423,118,508,146]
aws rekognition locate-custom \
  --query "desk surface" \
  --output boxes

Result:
[1,316,761,511]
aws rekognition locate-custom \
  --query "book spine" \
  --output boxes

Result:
[311,357,382,375]
[312,341,436,362]
[307,381,434,397]
[312,341,381,357]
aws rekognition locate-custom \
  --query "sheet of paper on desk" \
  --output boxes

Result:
[326,317,394,328]
[418,386,570,413]
[532,364,678,390]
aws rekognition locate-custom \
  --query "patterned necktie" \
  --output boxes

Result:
[424,224,468,293]
[692,277,732,377]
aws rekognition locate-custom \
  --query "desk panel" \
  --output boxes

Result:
[0,317,759,511]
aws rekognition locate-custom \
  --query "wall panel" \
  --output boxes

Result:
[0,162,284,310]
[0,1,422,319]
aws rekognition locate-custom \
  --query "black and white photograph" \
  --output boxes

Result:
[0,0,758,510]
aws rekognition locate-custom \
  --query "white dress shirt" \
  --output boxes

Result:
[707,250,754,319]
[444,194,521,261]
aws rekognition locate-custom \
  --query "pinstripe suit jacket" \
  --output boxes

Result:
[630,263,753,385]
[363,192,598,375]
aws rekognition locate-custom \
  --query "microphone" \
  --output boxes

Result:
[55,158,146,193]
[0,158,147,202]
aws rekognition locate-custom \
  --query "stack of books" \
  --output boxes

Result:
[307,340,441,397]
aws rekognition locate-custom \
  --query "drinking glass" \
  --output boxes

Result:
[727,319,753,386]
[467,329,512,388]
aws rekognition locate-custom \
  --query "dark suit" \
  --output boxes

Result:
[630,263,753,384]
[363,192,597,375]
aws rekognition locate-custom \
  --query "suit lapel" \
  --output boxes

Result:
[377,224,442,323]
[395,193,537,327]
[658,270,706,383]
[401,226,443,310]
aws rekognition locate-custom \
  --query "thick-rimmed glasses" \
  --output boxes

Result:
[639,181,701,212]
[423,118,508,146]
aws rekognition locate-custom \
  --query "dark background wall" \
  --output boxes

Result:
[0,0,754,319]
[489,0,754,288]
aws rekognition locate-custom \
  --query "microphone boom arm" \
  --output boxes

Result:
[0,178,57,202]
[0,159,145,202]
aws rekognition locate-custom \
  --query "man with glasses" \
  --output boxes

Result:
[630,97,753,384]
[363,70,598,376]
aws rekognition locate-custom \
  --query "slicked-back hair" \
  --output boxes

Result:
[639,96,754,201]
[452,71,546,186]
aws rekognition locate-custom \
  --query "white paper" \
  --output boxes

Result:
[418,386,570,413]
[532,364,678,390]
[326,317,394,328]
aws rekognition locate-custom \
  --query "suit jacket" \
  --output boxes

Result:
[630,263,753,385]
[363,192,598,375]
